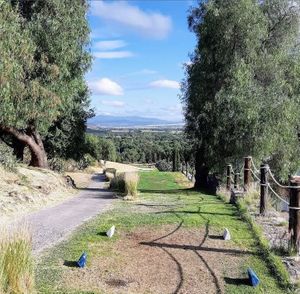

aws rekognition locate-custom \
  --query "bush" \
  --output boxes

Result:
[124,172,139,198]
[48,157,66,173]
[78,153,96,170]
[0,225,35,293]
[0,143,17,171]
[155,160,172,172]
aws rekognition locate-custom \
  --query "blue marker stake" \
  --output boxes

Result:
[77,252,87,268]
[247,268,260,287]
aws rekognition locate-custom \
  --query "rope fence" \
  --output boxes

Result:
[226,156,300,253]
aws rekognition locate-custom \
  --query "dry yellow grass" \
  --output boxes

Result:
[0,165,75,222]
[124,172,140,198]
[104,161,139,173]
[64,171,98,189]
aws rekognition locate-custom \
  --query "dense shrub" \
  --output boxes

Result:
[156,160,172,172]
[0,143,17,171]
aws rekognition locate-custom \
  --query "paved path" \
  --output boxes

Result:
[24,173,114,254]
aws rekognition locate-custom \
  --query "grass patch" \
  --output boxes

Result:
[36,171,289,294]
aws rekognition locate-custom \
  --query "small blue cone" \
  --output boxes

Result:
[77,252,87,268]
[247,268,260,287]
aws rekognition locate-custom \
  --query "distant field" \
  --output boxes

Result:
[36,171,287,294]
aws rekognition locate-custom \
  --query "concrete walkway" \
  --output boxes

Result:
[24,173,114,254]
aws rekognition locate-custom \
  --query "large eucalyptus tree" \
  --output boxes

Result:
[182,0,300,188]
[0,0,91,167]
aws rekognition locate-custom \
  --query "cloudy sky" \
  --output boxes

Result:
[87,0,196,121]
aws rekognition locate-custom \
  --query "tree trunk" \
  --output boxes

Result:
[0,125,48,168]
[12,138,26,161]
[194,148,209,190]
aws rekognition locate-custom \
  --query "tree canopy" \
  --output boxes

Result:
[0,0,91,167]
[182,0,300,188]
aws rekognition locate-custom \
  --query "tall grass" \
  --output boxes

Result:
[109,172,140,198]
[0,224,35,294]
[124,172,139,198]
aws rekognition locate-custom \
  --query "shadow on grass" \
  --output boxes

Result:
[139,188,195,194]
[63,260,78,268]
[97,232,108,237]
[224,277,250,286]
[154,210,238,217]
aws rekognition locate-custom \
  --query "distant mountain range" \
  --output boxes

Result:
[87,115,183,128]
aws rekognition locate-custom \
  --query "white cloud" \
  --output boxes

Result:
[88,78,124,96]
[94,51,134,59]
[91,1,172,39]
[101,100,125,107]
[149,79,180,89]
[94,40,127,50]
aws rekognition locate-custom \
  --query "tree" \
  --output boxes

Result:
[0,0,91,168]
[172,144,181,172]
[182,0,300,188]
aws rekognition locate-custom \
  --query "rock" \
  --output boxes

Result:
[64,175,76,188]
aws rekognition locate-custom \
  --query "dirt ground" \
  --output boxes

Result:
[0,166,75,223]
[62,225,252,294]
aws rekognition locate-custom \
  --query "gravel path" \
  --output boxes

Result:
[24,173,114,254]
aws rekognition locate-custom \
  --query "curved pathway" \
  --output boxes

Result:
[24,173,114,254]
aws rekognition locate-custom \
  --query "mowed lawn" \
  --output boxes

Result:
[36,171,287,294]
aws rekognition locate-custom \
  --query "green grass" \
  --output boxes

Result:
[36,171,291,294]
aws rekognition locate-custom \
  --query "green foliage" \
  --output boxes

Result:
[78,154,96,170]
[84,134,117,162]
[183,0,300,181]
[0,142,17,171]
[0,0,91,167]
[89,130,194,168]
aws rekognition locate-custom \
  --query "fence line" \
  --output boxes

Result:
[227,156,300,253]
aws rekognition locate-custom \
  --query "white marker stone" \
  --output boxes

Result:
[106,225,115,238]
[223,228,231,240]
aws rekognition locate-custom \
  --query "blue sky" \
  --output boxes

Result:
[87,0,196,121]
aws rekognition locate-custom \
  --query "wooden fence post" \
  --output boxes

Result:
[244,156,251,190]
[234,173,239,189]
[289,181,300,254]
[260,164,269,215]
[226,164,232,190]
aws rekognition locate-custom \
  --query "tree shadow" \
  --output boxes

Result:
[224,277,250,286]
[139,188,194,194]
[63,260,78,267]
[154,210,238,217]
